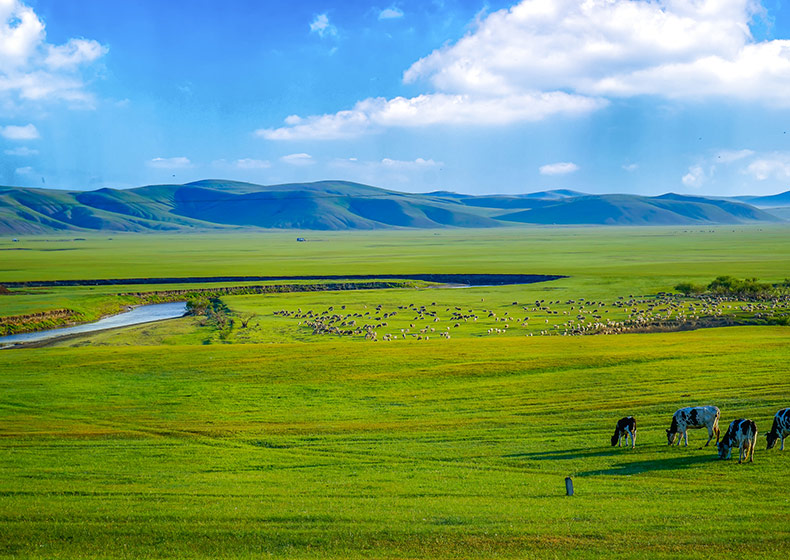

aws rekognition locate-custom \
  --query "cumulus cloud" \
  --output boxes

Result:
[148,156,192,169]
[0,0,42,69]
[14,165,33,175]
[0,123,38,139]
[310,14,338,38]
[622,163,638,172]
[379,7,404,20]
[745,153,790,180]
[260,0,790,140]
[258,92,606,140]
[280,153,315,166]
[0,1,107,105]
[539,162,578,175]
[404,0,774,102]
[45,38,107,69]
[682,164,706,187]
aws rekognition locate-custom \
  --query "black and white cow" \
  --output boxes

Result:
[766,408,790,451]
[666,406,720,447]
[718,418,758,463]
[611,416,637,448]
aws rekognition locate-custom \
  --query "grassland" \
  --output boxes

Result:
[2,329,789,558]
[2,225,789,322]
[1,225,789,558]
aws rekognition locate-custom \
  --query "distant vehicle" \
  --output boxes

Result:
[296,237,306,242]
[12,238,18,242]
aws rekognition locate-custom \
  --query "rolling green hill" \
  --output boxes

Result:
[498,193,781,226]
[0,180,783,234]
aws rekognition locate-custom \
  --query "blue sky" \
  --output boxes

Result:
[2,0,790,196]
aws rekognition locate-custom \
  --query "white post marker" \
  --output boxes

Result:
[565,476,574,496]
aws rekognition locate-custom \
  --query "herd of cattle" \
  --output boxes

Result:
[611,406,790,463]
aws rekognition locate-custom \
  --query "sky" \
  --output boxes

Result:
[2,0,790,196]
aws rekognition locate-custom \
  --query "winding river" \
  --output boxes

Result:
[0,301,187,347]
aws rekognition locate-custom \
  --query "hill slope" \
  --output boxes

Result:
[0,181,783,233]
[497,193,780,226]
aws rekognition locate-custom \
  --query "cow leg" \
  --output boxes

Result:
[683,431,689,447]
[705,427,713,447]
[781,436,785,451]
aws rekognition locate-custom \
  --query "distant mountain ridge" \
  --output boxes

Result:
[0,180,785,234]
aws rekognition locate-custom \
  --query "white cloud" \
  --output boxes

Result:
[0,1,107,105]
[1,123,37,139]
[45,38,107,69]
[310,14,338,38]
[0,0,43,69]
[280,153,315,166]
[682,164,706,187]
[258,1,790,141]
[716,149,755,163]
[328,155,444,190]
[379,7,404,20]
[380,157,440,169]
[745,153,790,180]
[148,157,192,169]
[622,163,638,172]
[539,162,578,176]
[14,165,33,175]
[235,158,271,169]
[258,92,606,140]
[4,145,37,155]
[404,0,777,103]
[331,156,441,170]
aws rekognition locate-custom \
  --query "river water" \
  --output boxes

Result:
[0,301,188,347]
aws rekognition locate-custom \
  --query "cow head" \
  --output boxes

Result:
[666,429,677,445]
[611,433,619,446]
[717,439,732,460]
[766,431,779,450]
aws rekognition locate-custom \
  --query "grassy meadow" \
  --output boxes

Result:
[1,225,789,558]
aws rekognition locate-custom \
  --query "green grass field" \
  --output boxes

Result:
[2,330,789,558]
[1,226,789,558]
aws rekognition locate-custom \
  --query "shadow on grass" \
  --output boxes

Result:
[578,454,715,476]
[504,447,634,461]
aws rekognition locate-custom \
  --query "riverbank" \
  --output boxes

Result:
[0,302,188,348]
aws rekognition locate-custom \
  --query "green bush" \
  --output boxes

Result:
[674,282,704,296]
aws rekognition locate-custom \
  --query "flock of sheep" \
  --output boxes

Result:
[611,406,790,463]
[270,291,790,341]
